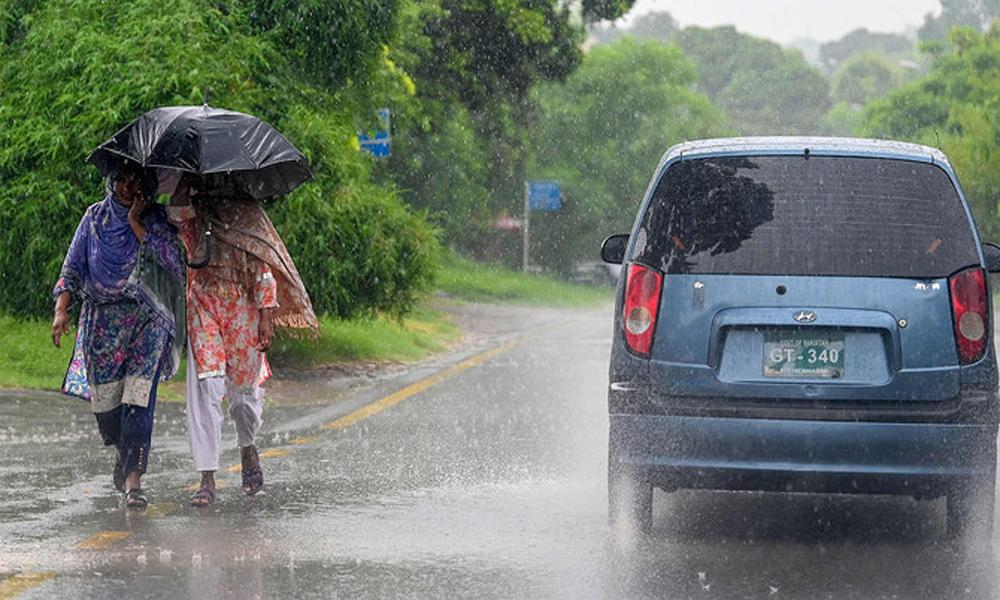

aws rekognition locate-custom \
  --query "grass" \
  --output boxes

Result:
[435,253,612,307]
[0,316,72,390]
[268,306,461,369]
[0,255,608,391]
[0,307,461,391]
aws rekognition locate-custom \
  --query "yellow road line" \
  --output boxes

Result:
[0,572,57,600]
[78,530,129,550]
[223,338,519,468]
[259,448,290,459]
[224,447,292,473]
[321,339,521,431]
[145,502,179,518]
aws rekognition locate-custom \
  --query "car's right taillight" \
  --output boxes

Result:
[623,263,663,357]
[949,267,989,364]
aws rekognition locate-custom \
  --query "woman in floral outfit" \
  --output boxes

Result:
[52,162,185,510]
[168,178,317,506]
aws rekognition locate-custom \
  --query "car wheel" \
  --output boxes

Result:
[946,471,996,540]
[608,463,653,534]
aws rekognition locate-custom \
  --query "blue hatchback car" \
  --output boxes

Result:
[601,137,1000,537]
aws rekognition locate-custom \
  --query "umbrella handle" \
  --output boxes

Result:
[186,228,213,269]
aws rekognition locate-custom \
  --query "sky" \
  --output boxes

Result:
[623,0,942,44]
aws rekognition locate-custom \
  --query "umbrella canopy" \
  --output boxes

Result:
[87,105,312,200]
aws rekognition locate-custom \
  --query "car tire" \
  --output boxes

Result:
[946,471,996,540]
[608,463,653,534]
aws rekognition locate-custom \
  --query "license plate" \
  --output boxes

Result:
[763,331,845,378]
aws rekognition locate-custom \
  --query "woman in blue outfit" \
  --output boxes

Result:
[51,162,185,510]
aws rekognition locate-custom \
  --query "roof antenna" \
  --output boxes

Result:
[203,87,211,110]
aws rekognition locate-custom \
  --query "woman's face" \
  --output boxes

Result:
[114,172,142,206]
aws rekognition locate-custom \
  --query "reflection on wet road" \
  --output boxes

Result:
[1,305,999,598]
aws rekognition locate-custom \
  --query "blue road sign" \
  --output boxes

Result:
[358,130,391,158]
[528,181,561,211]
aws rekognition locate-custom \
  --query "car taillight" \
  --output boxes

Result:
[623,263,663,357]
[949,267,989,364]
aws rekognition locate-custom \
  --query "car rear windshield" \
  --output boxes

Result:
[631,155,980,278]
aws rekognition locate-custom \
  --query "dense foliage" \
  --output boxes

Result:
[673,26,831,135]
[0,0,438,318]
[863,26,1000,239]
[818,29,913,73]
[530,38,729,273]
[919,0,1000,42]
[381,0,637,263]
[832,53,903,106]
[591,16,832,136]
[248,0,400,88]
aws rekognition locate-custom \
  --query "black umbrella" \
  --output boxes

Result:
[87,105,312,200]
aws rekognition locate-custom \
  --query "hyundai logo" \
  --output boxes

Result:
[793,310,817,323]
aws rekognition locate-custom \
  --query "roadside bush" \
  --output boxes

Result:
[271,181,439,319]
[0,0,438,319]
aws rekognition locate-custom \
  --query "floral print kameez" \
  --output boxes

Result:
[55,195,184,476]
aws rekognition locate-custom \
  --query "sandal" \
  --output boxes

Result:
[113,452,126,493]
[190,485,216,507]
[125,488,148,511]
[241,447,264,496]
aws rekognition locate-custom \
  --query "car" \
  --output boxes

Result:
[570,260,620,287]
[600,137,1000,538]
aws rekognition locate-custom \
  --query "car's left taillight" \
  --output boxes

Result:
[623,263,663,357]
[949,267,989,364]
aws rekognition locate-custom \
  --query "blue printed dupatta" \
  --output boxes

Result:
[56,196,185,410]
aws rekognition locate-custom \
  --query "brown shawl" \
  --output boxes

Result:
[203,198,319,333]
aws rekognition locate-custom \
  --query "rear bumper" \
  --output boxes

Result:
[610,414,998,497]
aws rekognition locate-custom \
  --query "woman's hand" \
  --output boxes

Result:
[257,309,274,353]
[128,194,148,242]
[51,293,72,348]
[128,193,148,220]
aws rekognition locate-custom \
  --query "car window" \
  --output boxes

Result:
[633,155,980,278]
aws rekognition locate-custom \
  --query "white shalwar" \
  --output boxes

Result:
[186,343,268,472]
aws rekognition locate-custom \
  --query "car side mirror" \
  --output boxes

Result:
[601,234,629,264]
[984,242,1000,273]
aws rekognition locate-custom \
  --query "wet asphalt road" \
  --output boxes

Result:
[2,303,1000,599]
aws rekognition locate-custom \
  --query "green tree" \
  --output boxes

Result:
[822,101,865,136]
[832,52,902,106]
[919,0,1000,41]
[863,26,1000,238]
[715,59,831,135]
[415,0,583,112]
[247,0,400,88]
[0,0,438,318]
[627,11,678,41]
[382,0,635,264]
[818,28,914,72]
[581,0,633,21]
[530,38,729,273]
[673,26,831,135]
[589,18,833,136]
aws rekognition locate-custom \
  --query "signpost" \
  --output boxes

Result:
[358,107,392,158]
[358,130,391,157]
[523,181,561,271]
